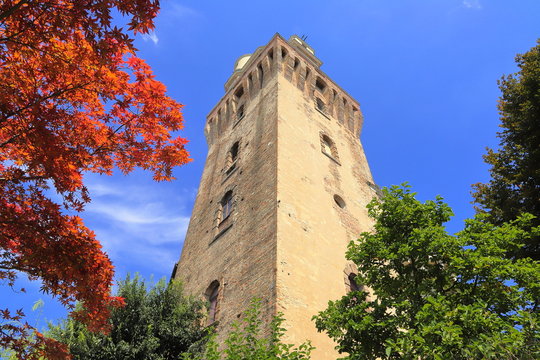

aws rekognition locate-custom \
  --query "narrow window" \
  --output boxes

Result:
[258,63,264,88]
[281,46,288,60]
[305,67,311,80]
[293,58,300,70]
[221,191,233,222]
[230,142,239,162]
[268,48,274,62]
[316,97,326,112]
[348,273,361,292]
[205,281,220,324]
[248,73,253,90]
[237,104,245,120]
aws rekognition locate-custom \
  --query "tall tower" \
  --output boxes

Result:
[173,34,378,359]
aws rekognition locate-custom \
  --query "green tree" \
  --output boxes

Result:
[186,299,313,360]
[472,39,540,260]
[48,275,208,360]
[314,185,540,360]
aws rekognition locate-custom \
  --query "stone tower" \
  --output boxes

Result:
[173,34,378,359]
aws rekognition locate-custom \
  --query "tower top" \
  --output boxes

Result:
[207,33,364,145]
[225,34,323,91]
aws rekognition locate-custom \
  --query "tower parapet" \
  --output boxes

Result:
[205,34,364,147]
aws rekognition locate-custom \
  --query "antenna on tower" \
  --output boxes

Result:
[300,34,308,42]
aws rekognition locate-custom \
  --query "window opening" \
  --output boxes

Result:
[281,46,288,60]
[321,135,333,156]
[316,97,326,112]
[221,191,233,221]
[293,58,300,70]
[315,77,326,92]
[205,281,220,324]
[258,63,264,88]
[230,142,239,163]
[237,104,245,120]
[348,273,361,292]
[268,49,274,61]
[334,194,346,209]
[235,86,244,99]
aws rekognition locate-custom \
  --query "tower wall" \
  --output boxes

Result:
[175,34,378,359]
[275,53,377,359]
[175,47,280,336]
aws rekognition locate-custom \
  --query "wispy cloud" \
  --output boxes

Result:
[167,3,199,19]
[142,31,159,45]
[462,0,482,10]
[83,176,195,274]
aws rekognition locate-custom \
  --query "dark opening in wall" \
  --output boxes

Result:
[268,48,274,61]
[315,77,326,92]
[293,58,300,70]
[258,63,264,88]
[316,97,326,112]
[334,194,346,209]
[237,104,244,120]
[235,86,244,99]
[281,46,288,60]
[348,273,361,292]
[221,190,233,221]
[205,281,220,324]
[230,141,239,163]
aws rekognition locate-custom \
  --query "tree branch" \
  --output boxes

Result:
[0,0,31,23]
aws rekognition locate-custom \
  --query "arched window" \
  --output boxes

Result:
[348,273,361,292]
[320,133,339,163]
[321,135,332,155]
[230,142,239,163]
[225,142,239,176]
[205,280,220,324]
[220,190,233,222]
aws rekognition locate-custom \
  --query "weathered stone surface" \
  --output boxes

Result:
[174,34,377,360]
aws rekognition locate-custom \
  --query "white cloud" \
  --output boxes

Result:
[142,31,159,45]
[167,3,199,19]
[462,0,482,9]
[82,176,195,274]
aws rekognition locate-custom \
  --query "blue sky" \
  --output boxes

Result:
[2,0,540,332]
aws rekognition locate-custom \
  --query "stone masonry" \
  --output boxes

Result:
[173,33,378,360]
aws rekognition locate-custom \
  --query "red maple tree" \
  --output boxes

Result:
[0,1,190,358]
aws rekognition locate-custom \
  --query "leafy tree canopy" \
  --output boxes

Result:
[473,39,540,260]
[0,0,190,357]
[48,275,208,360]
[315,185,540,359]
[185,299,313,360]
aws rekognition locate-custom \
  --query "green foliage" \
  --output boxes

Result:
[314,185,540,359]
[185,299,313,360]
[472,39,540,260]
[48,274,208,359]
